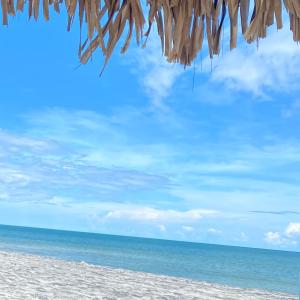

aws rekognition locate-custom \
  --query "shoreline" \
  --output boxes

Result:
[0,251,297,300]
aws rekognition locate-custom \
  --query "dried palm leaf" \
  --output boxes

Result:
[0,0,299,67]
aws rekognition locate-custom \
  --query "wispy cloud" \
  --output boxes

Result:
[1,106,300,249]
[0,126,172,206]
[251,211,300,215]
[130,37,183,110]
[20,108,300,215]
[0,129,51,151]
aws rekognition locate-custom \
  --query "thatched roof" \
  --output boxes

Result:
[1,0,299,68]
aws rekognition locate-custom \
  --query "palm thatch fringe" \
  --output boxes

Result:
[1,0,300,67]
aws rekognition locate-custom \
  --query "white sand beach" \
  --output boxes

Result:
[0,251,297,300]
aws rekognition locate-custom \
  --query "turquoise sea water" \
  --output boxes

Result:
[0,224,299,295]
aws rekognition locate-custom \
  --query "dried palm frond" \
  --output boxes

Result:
[1,0,299,67]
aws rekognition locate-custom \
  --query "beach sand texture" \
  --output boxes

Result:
[0,251,297,300]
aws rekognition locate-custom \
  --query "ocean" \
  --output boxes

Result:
[0,224,299,295]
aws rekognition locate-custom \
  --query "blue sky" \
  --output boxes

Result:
[0,9,300,251]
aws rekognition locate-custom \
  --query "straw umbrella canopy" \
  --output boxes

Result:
[1,0,299,68]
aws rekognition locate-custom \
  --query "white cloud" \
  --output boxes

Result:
[182,225,194,232]
[264,231,283,245]
[208,26,300,96]
[208,228,222,235]
[158,224,166,232]
[130,17,300,105]
[264,229,298,247]
[285,223,300,238]
[104,207,218,223]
